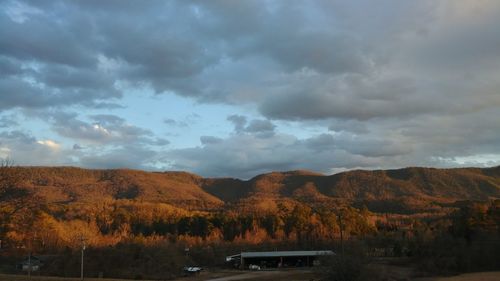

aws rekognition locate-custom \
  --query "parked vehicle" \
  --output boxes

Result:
[183,266,203,275]
[248,264,261,270]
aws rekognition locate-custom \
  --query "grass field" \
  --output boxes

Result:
[0,274,153,281]
[0,270,316,281]
[2,271,499,281]
[416,271,500,281]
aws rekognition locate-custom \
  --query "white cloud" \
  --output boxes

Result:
[36,139,60,150]
[0,146,11,158]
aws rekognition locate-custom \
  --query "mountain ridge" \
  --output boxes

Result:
[4,165,500,214]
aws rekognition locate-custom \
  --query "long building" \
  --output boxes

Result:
[226,250,334,269]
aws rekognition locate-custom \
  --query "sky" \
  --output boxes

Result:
[1,0,500,179]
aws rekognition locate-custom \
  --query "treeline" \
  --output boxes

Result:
[130,204,375,242]
[4,201,375,251]
[319,200,500,281]
[414,200,500,274]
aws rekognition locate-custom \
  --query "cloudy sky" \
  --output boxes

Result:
[1,0,500,178]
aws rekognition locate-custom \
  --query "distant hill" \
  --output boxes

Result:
[4,166,500,214]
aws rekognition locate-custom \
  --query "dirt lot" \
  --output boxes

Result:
[0,274,152,281]
[416,271,500,281]
[178,270,500,281]
[1,270,499,281]
[172,269,317,281]
[0,270,317,281]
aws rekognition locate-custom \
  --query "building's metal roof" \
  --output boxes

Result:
[239,250,334,258]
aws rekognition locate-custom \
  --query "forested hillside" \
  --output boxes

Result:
[4,166,500,211]
[1,165,499,279]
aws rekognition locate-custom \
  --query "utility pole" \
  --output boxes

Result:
[27,234,36,281]
[27,249,31,280]
[337,211,345,257]
[80,235,86,281]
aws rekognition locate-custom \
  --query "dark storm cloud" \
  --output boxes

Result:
[197,1,370,74]
[3,0,499,115]
[0,0,375,108]
[0,0,207,108]
[0,10,96,67]
[0,56,23,76]
[37,64,118,92]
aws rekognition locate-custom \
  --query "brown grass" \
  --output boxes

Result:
[416,271,500,281]
[0,273,153,281]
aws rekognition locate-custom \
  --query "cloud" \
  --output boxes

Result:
[0,146,10,159]
[73,144,83,150]
[36,139,61,150]
[227,115,247,132]
[0,127,169,170]
[227,115,276,137]
[78,146,160,171]
[168,132,382,179]
[0,114,18,128]
[0,7,96,67]
[245,119,275,133]
[164,118,188,127]
[0,130,70,166]
[0,130,36,145]
[200,136,223,145]
[1,0,500,176]
[0,76,121,110]
[167,105,500,178]
[164,114,201,129]
[3,0,499,116]
[47,112,168,147]
[0,56,23,76]
[49,113,114,143]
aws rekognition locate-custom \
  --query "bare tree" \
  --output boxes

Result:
[0,157,14,168]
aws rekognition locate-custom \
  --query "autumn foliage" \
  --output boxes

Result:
[0,165,499,279]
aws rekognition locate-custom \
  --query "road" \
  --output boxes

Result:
[176,269,317,281]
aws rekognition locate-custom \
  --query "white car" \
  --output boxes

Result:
[183,266,203,274]
[248,264,261,270]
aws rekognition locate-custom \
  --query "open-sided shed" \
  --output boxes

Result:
[226,250,334,269]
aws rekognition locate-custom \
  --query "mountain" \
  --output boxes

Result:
[4,166,500,214]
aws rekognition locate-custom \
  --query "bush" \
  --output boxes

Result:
[322,255,364,281]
